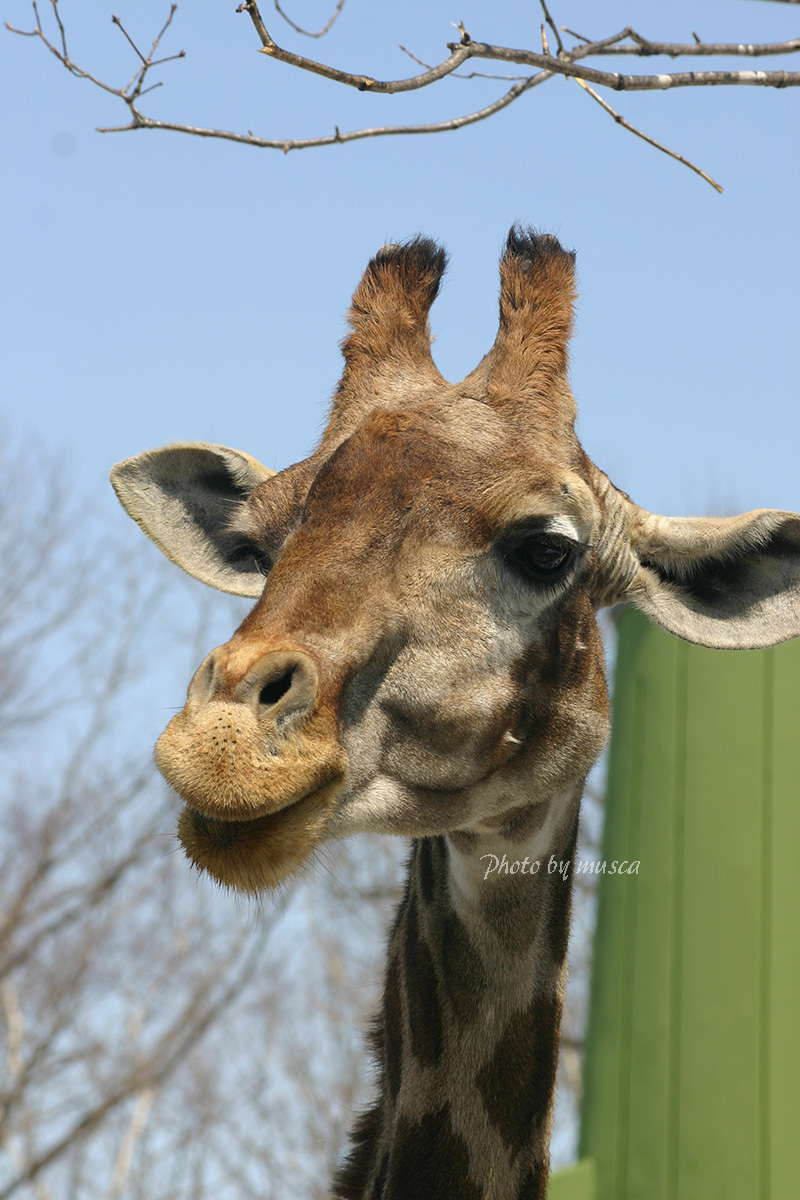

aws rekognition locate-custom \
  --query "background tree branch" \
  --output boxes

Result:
[6,1,800,189]
[0,439,408,1198]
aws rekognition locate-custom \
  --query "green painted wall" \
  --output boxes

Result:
[549,1158,596,1199]
[579,609,800,1200]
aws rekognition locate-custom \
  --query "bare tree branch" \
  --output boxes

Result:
[0,439,408,1198]
[236,5,800,93]
[97,72,551,151]
[238,1,471,92]
[539,0,566,58]
[105,1088,155,1200]
[466,46,799,89]
[574,76,724,193]
[398,42,530,83]
[6,1,800,192]
[564,31,800,58]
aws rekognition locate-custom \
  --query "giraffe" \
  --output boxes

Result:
[111,230,800,1199]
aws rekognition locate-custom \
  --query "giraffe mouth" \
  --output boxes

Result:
[177,779,343,892]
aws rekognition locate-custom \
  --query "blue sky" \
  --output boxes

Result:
[3,0,798,530]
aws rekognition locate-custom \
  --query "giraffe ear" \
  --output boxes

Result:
[110,443,275,598]
[623,509,800,650]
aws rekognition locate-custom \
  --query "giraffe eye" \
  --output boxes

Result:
[501,533,576,585]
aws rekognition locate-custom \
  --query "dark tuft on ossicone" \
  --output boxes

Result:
[368,236,447,303]
[504,225,576,271]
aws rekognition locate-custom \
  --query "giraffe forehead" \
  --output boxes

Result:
[299,405,589,543]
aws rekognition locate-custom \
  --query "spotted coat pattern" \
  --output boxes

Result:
[334,807,579,1200]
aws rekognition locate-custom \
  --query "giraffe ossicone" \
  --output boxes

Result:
[112,229,800,1199]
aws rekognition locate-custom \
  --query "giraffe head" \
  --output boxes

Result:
[112,230,800,892]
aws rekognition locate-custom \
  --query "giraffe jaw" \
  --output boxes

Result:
[176,778,344,892]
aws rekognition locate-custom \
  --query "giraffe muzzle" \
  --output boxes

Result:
[154,644,348,823]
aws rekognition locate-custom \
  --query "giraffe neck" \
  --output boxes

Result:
[334,790,581,1200]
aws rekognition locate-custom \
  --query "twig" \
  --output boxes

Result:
[273,0,346,39]
[150,3,179,55]
[575,75,723,193]
[7,11,133,99]
[398,43,528,82]
[556,24,800,59]
[47,0,68,59]
[111,14,147,66]
[539,0,565,57]
[7,1,185,106]
[561,26,592,46]
[578,33,800,58]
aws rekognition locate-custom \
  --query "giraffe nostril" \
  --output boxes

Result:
[232,649,318,720]
[258,670,295,709]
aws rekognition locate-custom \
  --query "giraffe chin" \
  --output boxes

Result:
[177,781,342,892]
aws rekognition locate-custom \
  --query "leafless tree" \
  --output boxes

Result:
[6,1,800,192]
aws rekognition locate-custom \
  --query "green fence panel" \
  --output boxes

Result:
[549,1158,596,1200]
[579,609,800,1200]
